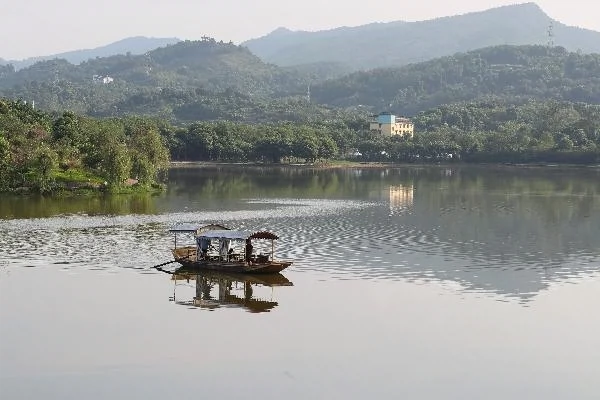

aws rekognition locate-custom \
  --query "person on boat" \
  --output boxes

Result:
[245,239,253,263]
[199,237,210,260]
[219,239,231,261]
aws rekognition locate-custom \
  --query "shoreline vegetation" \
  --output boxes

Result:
[0,99,169,195]
[2,97,600,195]
[170,160,600,171]
[171,160,600,167]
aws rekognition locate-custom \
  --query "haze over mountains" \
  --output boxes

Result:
[1,2,599,123]
[2,3,599,74]
[243,3,600,71]
[0,37,181,70]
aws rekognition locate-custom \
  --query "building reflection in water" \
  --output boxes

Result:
[166,268,293,313]
[389,184,414,215]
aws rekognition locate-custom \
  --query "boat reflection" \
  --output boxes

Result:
[164,268,293,313]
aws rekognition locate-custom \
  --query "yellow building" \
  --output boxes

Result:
[369,112,414,138]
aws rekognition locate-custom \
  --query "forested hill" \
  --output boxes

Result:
[0,39,303,95]
[0,39,320,120]
[311,45,600,115]
[243,3,600,71]
[3,42,600,126]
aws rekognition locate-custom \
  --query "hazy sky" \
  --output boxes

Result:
[2,0,599,60]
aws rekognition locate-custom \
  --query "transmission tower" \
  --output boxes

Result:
[547,21,554,47]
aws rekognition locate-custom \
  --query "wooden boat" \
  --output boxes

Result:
[168,223,293,274]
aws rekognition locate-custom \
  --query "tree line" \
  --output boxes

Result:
[161,99,600,164]
[2,97,599,193]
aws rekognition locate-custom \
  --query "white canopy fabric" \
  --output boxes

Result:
[197,230,252,240]
[169,223,201,232]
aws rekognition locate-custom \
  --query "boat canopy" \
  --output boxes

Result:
[169,223,201,233]
[199,230,253,240]
[169,223,230,233]
[169,223,279,241]
[249,231,279,240]
[198,230,280,241]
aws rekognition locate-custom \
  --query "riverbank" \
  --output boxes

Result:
[0,176,165,196]
[169,160,600,170]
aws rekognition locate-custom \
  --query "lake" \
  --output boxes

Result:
[1,164,600,399]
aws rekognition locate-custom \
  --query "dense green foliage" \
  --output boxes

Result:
[0,39,363,125]
[0,39,300,94]
[165,118,365,163]
[2,95,599,196]
[0,99,169,192]
[0,39,313,120]
[312,46,600,114]
[162,99,599,164]
[356,100,600,164]
[97,87,358,124]
[243,3,600,70]
[3,42,599,126]
[2,38,600,186]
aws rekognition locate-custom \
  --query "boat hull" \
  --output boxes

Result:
[172,247,292,274]
[177,259,292,274]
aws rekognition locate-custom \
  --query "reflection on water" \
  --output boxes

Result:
[389,184,414,215]
[0,165,599,304]
[0,193,161,219]
[160,267,293,313]
[2,165,600,400]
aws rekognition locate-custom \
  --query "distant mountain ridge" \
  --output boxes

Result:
[244,21,408,62]
[1,36,181,70]
[2,40,599,125]
[243,3,600,71]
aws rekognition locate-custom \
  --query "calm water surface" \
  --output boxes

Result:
[1,165,600,399]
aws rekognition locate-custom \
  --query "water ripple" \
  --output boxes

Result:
[1,197,599,303]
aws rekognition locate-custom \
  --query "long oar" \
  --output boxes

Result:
[153,255,190,269]
[153,259,179,269]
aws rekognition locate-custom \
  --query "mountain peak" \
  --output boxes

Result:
[270,27,294,35]
[485,2,547,15]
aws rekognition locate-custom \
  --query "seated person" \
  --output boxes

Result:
[245,239,253,263]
